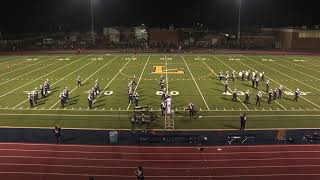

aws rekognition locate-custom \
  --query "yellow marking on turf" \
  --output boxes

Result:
[152,65,184,74]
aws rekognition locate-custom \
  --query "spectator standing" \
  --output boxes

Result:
[130,113,136,134]
[135,166,144,180]
[54,125,61,143]
[240,113,247,131]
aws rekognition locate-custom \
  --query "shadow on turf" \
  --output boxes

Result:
[94,99,104,104]
[94,104,106,108]
[241,83,253,88]
[69,95,80,100]
[81,82,89,86]
[66,102,78,106]
[283,97,294,101]
[212,88,223,92]
[220,97,234,102]
[51,86,61,91]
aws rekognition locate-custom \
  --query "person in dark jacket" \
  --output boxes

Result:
[240,113,247,131]
[54,125,61,143]
[135,166,144,180]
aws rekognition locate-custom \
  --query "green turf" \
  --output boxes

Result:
[0,53,319,130]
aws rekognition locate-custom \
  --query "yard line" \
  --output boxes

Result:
[0,56,55,78]
[0,55,90,99]
[0,56,19,61]
[0,56,26,66]
[0,56,58,86]
[283,56,320,74]
[93,56,134,104]
[49,56,119,109]
[13,56,103,109]
[294,56,320,66]
[181,55,210,110]
[264,56,320,81]
[200,56,249,110]
[0,57,31,71]
[215,55,287,110]
[0,106,317,112]
[165,55,169,91]
[240,55,320,109]
[246,55,320,92]
[126,56,150,110]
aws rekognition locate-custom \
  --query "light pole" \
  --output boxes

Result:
[90,0,95,46]
[237,0,242,44]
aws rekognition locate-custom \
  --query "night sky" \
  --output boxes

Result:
[0,0,319,34]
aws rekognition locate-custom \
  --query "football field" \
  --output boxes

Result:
[0,53,319,130]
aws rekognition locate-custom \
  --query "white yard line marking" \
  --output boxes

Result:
[93,56,134,104]
[0,56,58,86]
[0,106,318,112]
[0,55,90,99]
[126,56,150,110]
[247,56,320,92]
[0,56,22,63]
[265,56,320,81]
[181,55,210,110]
[165,55,169,91]
[13,56,103,109]
[203,56,249,110]
[241,55,320,108]
[49,56,119,109]
[284,56,320,74]
[0,56,27,68]
[0,56,48,76]
[220,55,287,110]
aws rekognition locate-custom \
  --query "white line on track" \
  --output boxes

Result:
[0,162,320,171]
[3,141,320,148]
[1,155,320,162]
[181,55,210,110]
[48,55,119,109]
[0,56,58,86]
[93,56,134,104]
[0,171,318,178]
[201,56,249,110]
[0,55,89,99]
[126,55,150,110]
[241,55,320,108]
[2,148,320,155]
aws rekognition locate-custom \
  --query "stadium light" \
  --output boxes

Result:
[91,0,95,45]
[237,0,242,44]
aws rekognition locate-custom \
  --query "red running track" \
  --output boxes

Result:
[0,143,320,180]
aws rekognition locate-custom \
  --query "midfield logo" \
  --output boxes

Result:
[152,66,184,74]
